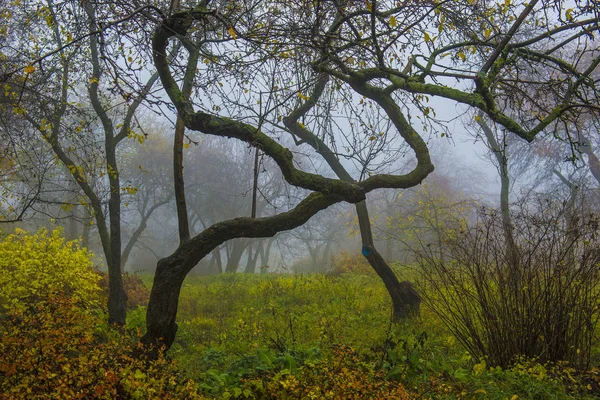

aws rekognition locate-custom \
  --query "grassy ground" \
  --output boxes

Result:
[132,272,600,399]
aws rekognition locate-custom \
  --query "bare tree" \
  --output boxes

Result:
[139,0,600,351]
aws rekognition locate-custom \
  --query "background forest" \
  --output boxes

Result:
[1,0,600,398]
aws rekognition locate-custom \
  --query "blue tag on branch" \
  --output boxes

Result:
[362,246,371,256]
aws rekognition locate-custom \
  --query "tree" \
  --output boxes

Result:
[1,0,172,325]
[139,0,600,350]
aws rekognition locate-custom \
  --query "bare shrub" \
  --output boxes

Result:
[415,198,600,368]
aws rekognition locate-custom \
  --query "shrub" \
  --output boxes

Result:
[329,250,374,275]
[0,294,204,399]
[0,227,101,312]
[243,345,413,399]
[0,228,203,399]
[416,199,600,368]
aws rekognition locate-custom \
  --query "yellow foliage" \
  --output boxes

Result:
[0,295,205,399]
[0,227,101,312]
[330,251,374,275]
[247,345,413,399]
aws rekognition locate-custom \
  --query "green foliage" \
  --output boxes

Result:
[171,273,600,399]
[241,345,412,399]
[1,227,598,398]
[0,227,101,312]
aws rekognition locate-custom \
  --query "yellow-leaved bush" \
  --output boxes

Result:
[0,227,101,311]
[0,228,205,399]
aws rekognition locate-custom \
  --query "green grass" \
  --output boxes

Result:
[130,272,600,399]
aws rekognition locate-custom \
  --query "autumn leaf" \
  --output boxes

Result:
[424,32,432,42]
[298,92,309,101]
[24,65,35,74]
[228,26,237,40]
[389,16,397,28]
[565,8,574,21]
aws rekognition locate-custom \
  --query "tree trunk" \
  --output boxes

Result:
[321,240,332,273]
[225,239,247,273]
[260,238,273,274]
[356,201,420,319]
[553,169,580,266]
[245,241,260,274]
[307,245,319,272]
[212,248,222,273]
[143,191,342,351]
[580,133,600,186]
[142,256,185,352]
[282,75,426,320]
[81,218,91,249]
[106,140,127,326]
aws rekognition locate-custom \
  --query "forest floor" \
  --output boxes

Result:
[129,272,600,399]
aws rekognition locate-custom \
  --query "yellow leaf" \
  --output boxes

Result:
[389,16,397,28]
[510,395,519,400]
[228,26,237,40]
[24,65,35,74]
[424,32,432,42]
[457,51,466,61]
[474,115,482,122]
[565,8,573,21]
[183,143,189,149]
[368,136,376,141]
[484,28,492,38]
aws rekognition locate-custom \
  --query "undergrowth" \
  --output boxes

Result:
[158,272,600,399]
